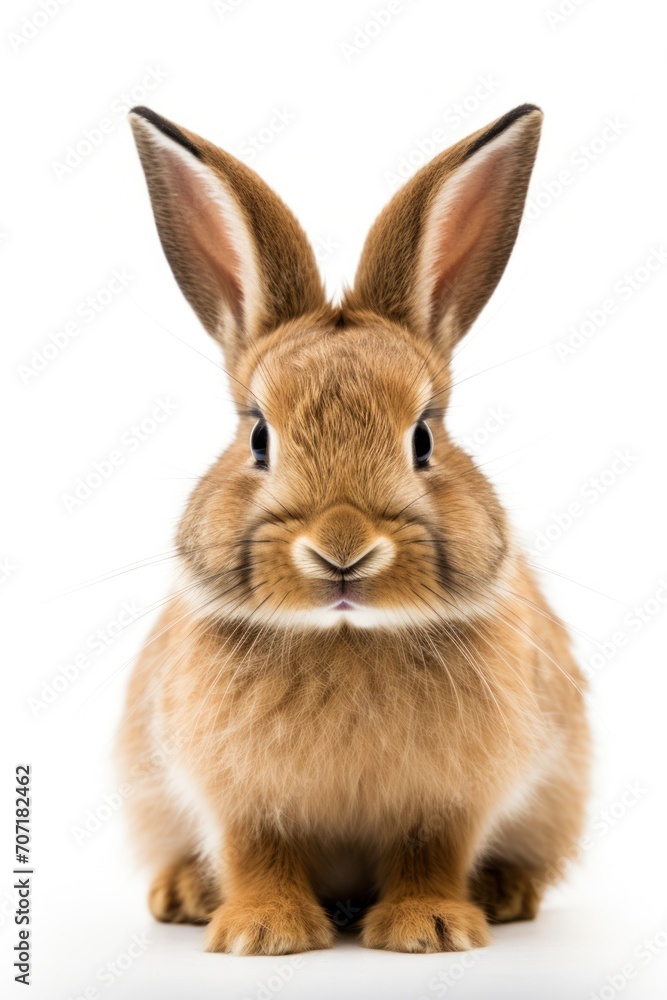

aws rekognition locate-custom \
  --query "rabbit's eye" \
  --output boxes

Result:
[250,419,269,465]
[413,421,433,465]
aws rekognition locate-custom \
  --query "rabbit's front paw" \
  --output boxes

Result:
[361,895,490,953]
[205,896,334,955]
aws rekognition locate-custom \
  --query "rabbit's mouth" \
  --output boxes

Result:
[326,579,363,613]
[331,599,356,612]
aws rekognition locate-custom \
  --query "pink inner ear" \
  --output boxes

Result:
[429,147,511,320]
[167,150,246,326]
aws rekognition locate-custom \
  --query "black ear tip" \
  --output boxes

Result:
[129,106,202,159]
[512,102,542,117]
[129,105,170,129]
[465,103,543,160]
[129,104,152,118]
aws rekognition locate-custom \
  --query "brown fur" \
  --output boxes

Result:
[119,105,590,954]
[149,856,220,925]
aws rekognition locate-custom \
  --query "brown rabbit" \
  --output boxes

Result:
[119,103,590,955]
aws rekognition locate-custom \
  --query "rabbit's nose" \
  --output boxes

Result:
[297,540,383,578]
[292,504,395,581]
[293,537,394,581]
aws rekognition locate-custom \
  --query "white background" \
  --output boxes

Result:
[2,0,666,997]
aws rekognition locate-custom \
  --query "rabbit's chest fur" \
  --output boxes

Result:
[161,614,547,836]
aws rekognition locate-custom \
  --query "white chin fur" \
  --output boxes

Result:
[177,551,518,633]
[253,604,423,630]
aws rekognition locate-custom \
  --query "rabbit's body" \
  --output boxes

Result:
[120,104,590,954]
[123,562,585,858]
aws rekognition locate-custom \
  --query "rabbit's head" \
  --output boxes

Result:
[130,104,542,630]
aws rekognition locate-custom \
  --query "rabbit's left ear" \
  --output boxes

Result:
[345,104,542,354]
[129,107,327,373]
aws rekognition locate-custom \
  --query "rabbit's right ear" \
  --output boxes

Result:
[129,107,327,371]
[345,105,543,356]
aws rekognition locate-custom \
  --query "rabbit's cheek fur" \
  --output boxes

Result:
[176,450,508,631]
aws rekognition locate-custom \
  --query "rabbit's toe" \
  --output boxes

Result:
[205,896,334,955]
[148,856,220,925]
[471,861,542,923]
[361,895,490,953]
